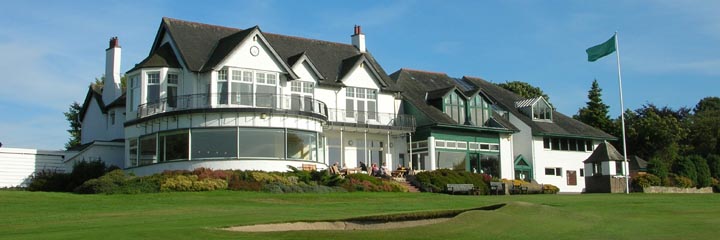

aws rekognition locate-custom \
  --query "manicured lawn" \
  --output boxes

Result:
[1,191,718,240]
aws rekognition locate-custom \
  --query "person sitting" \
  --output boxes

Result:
[359,161,368,173]
[329,162,340,175]
[371,163,379,176]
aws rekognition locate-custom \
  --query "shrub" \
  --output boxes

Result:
[74,170,162,194]
[693,155,712,188]
[707,154,720,179]
[27,169,70,192]
[673,156,697,186]
[262,182,346,194]
[712,178,719,193]
[413,169,489,194]
[632,174,661,189]
[160,175,227,192]
[667,174,694,188]
[68,160,111,192]
[192,168,230,180]
[647,157,669,185]
[542,184,559,194]
[340,174,407,192]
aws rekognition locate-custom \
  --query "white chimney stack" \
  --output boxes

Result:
[103,37,122,104]
[351,25,366,52]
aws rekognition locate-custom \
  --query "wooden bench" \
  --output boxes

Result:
[511,184,529,194]
[446,184,479,195]
[490,182,505,195]
[301,164,316,171]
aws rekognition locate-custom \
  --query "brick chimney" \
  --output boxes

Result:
[103,37,122,104]
[351,25,366,52]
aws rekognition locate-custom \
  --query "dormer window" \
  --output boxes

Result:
[444,92,465,124]
[515,97,552,121]
[533,101,552,120]
[468,95,491,126]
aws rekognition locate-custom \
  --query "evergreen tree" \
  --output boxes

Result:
[647,156,670,185]
[574,79,614,134]
[693,155,712,187]
[64,102,82,149]
[706,154,720,179]
[673,156,697,186]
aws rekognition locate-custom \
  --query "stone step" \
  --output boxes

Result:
[393,178,421,193]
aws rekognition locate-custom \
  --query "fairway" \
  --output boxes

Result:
[1,191,718,240]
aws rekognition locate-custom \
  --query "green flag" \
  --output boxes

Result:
[586,35,616,62]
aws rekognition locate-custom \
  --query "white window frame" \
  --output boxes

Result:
[345,86,378,121]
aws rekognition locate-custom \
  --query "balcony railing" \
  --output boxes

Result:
[137,92,328,119]
[327,108,415,131]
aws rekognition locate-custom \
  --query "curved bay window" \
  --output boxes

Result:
[129,127,320,167]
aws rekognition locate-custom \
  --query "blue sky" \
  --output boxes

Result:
[1,0,718,150]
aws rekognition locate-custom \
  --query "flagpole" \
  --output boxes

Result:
[615,32,630,194]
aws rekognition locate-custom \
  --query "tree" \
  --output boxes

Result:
[686,97,720,156]
[647,156,670,185]
[574,79,615,135]
[63,102,82,150]
[623,105,687,162]
[497,81,551,104]
[707,154,720,180]
[673,156,697,186]
[694,97,720,113]
[693,155,712,187]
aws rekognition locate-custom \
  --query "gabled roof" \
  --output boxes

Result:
[463,76,616,140]
[337,54,391,89]
[79,84,126,121]
[146,17,399,91]
[584,142,625,163]
[79,85,105,121]
[287,52,325,80]
[390,68,517,132]
[515,97,543,109]
[426,86,457,101]
[128,42,181,72]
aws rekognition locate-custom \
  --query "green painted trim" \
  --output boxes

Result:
[534,132,617,141]
[435,124,515,133]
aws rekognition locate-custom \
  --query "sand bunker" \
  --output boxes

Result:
[224,204,505,232]
[226,218,452,232]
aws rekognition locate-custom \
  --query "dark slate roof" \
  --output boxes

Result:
[426,86,456,101]
[79,85,105,121]
[129,43,181,72]
[79,84,126,121]
[463,76,616,140]
[584,142,625,163]
[629,155,647,170]
[390,68,517,132]
[149,17,399,91]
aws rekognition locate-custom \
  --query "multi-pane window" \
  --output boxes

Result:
[167,73,178,108]
[146,72,160,104]
[291,81,314,111]
[533,101,552,120]
[615,161,624,175]
[469,95,491,126]
[231,69,252,105]
[543,137,594,152]
[346,87,377,121]
[129,75,140,111]
[545,167,562,176]
[444,92,465,124]
[216,68,278,107]
[217,69,228,104]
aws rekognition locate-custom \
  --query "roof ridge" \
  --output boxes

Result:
[400,68,448,76]
[163,17,358,49]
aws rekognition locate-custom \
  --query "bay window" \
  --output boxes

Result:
[291,81,315,111]
[146,72,160,104]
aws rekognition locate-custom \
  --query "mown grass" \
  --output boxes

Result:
[1,191,718,240]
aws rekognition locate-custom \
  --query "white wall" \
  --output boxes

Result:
[81,99,107,144]
[499,133,514,179]
[532,137,597,193]
[0,148,70,187]
[65,141,125,169]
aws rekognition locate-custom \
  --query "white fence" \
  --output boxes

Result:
[0,148,71,188]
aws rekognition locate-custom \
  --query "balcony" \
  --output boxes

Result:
[137,92,328,119]
[326,108,415,132]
